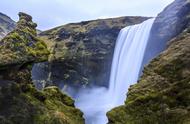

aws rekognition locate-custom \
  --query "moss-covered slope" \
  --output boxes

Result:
[0,84,84,124]
[107,29,190,124]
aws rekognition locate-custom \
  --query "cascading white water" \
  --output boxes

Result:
[108,18,155,106]
[72,18,155,124]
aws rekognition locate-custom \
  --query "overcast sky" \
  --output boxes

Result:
[0,0,174,30]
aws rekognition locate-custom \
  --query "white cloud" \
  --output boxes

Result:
[0,0,174,30]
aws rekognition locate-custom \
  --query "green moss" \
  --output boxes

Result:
[0,12,49,67]
[0,83,84,124]
[7,32,20,40]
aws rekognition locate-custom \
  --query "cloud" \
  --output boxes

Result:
[0,0,174,30]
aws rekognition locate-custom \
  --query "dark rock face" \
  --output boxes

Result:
[0,13,85,124]
[39,16,150,87]
[107,29,190,124]
[0,12,15,39]
[143,0,190,65]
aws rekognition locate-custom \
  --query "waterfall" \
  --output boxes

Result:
[74,18,155,124]
[108,18,155,106]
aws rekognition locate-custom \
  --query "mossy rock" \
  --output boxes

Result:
[0,83,84,124]
[0,12,49,67]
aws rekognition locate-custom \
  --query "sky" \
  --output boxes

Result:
[0,0,174,30]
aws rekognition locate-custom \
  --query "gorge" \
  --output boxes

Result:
[31,0,190,123]
[0,0,190,124]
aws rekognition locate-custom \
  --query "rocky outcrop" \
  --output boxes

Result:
[0,12,49,82]
[0,12,49,67]
[143,0,190,65]
[107,28,190,124]
[38,16,150,87]
[0,12,15,39]
[0,12,84,124]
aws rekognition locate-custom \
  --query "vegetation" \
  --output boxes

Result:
[0,12,49,67]
[0,83,84,124]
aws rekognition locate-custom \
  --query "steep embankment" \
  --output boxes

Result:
[38,16,150,87]
[107,0,190,123]
[0,12,84,124]
[0,12,15,39]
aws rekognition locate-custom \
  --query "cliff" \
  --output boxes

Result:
[0,12,84,124]
[38,16,150,87]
